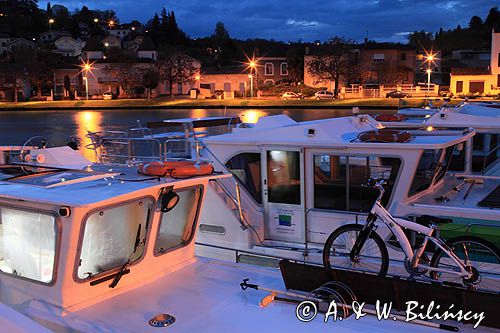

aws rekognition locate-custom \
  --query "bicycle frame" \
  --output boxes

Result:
[353,181,473,279]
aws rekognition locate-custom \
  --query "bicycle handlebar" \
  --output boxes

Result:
[363,178,387,201]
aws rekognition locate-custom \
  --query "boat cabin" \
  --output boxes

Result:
[385,106,500,175]
[0,146,227,316]
[197,115,499,267]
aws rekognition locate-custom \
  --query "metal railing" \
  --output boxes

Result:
[86,130,163,164]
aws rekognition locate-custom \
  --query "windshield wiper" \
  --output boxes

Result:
[109,223,142,288]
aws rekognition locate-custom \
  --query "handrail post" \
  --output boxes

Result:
[235,183,245,228]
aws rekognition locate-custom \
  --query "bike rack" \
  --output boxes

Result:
[279,260,500,329]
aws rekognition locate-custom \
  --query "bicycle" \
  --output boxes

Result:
[322,178,500,290]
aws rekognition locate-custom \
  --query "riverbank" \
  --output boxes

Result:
[0,97,431,111]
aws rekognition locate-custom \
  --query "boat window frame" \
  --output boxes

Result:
[73,195,155,283]
[153,185,204,257]
[224,151,263,206]
[0,203,61,286]
[310,151,403,214]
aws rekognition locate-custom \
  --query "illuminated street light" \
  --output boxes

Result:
[104,42,109,47]
[248,74,254,99]
[94,18,99,23]
[423,51,437,95]
[48,18,54,30]
[108,20,115,28]
[195,75,201,81]
[80,60,94,100]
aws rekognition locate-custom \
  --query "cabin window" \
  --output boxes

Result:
[471,133,499,172]
[77,199,152,280]
[408,149,443,196]
[0,208,57,283]
[267,151,301,205]
[448,143,466,172]
[456,81,463,93]
[226,153,262,204]
[155,187,202,254]
[314,155,401,212]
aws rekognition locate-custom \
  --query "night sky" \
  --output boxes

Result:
[39,0,498,42]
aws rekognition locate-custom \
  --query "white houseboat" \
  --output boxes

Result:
[0,143,385,332]
[195,114,500,290]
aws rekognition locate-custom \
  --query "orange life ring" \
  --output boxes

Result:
[358,129,411,143]
[138,160,214,178]
[374,114,405,122]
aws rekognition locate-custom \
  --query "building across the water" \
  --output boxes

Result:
[450,30,500,96]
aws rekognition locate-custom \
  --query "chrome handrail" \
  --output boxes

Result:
[209,179,248,230]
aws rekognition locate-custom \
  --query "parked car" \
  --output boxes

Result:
[281,91,302,100]
[314,90,335,100]
[439,90,453,98]
[103,92,113,100]
[386,90,411,98]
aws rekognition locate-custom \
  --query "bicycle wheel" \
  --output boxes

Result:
[430,237,500,291]
[323,224,389,276]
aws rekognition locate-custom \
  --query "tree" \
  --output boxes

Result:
[307,37,354,98]
[484,7,499,32]
[27,49,60,98]
[469,16,483,30]
[286,47,304,83]
[214,22,230,41]
[103,63,141,98]
[157,49,197,98]
[407,30,433,50]
[142,68,160,99]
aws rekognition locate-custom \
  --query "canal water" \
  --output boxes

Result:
[0,108,391,160]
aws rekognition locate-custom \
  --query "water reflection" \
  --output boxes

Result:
[74,111,103,161]
[0,108,390,156]
[241,110,268,124]
[190,109,208,119]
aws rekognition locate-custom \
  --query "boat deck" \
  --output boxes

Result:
[411,174,500,216]
[18,257,494,332]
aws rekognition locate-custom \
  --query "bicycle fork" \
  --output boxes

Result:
[350,213,377,261]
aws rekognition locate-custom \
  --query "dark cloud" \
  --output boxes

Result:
[39,0,497,42]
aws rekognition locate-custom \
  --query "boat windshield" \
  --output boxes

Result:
[0,207,57,283]
[408,145,457,196]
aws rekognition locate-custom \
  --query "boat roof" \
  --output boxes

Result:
[425,109,500,131]
[147,116,241,129]
[203,115,473,149]
[388,105,500,131]
[0,163,221,207]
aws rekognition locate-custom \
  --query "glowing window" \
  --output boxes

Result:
[0,208,57,283]
[77,199,152,280]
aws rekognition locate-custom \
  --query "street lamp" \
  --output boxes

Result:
[426,68,432,94]
[247,59,257,99]
[424,52,436,95]
[48,18,54,30]
[108,20,115,29]
[80,61,93,100]
[94,18,99,23]
[248,74,254,99]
